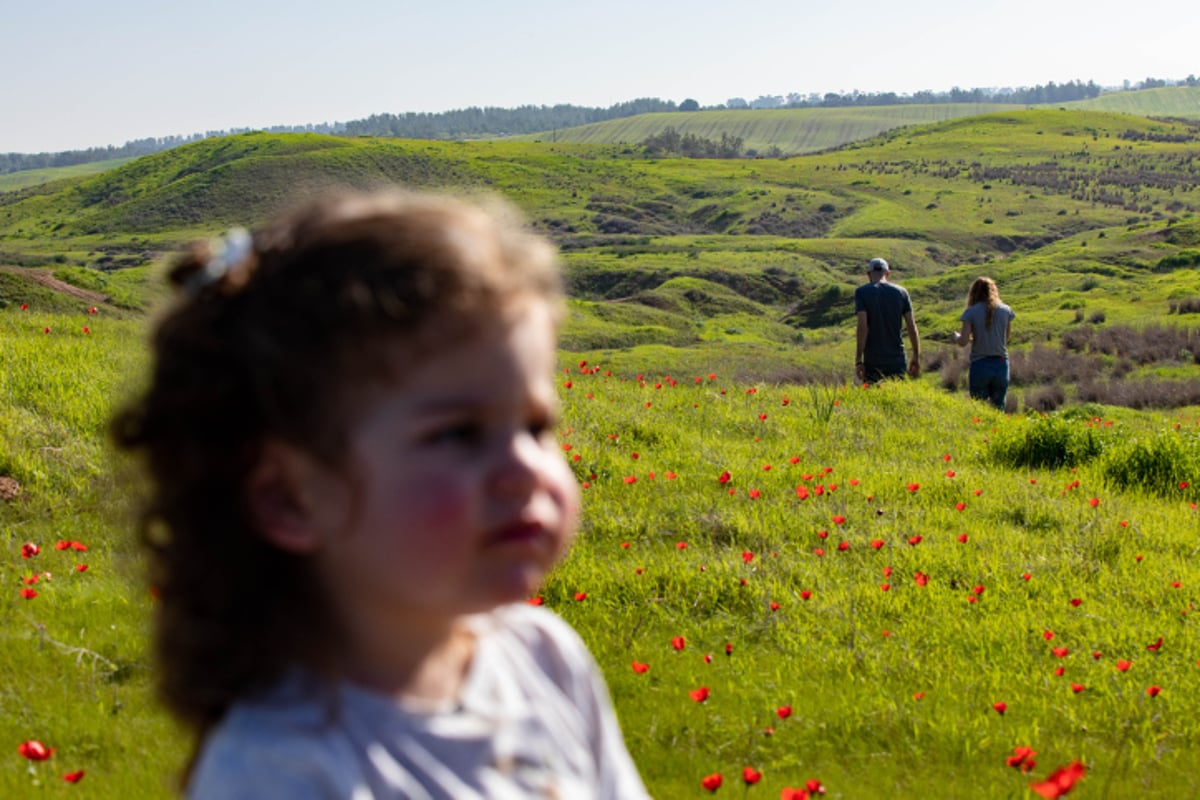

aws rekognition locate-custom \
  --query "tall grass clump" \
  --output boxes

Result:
[988,412,1109,469]
[1100,428,1200,497]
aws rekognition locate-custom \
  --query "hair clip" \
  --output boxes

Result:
[185,228,254,294]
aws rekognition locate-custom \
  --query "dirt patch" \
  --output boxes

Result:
[0,476,21,502]
[0,266,109,304]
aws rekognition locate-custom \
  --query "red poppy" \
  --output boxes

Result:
[776,705,792,719]
[672,636,686,650]
[1147,636,1164,651]
[21,542,39,559]
[795,486,810,500]
[769,601,780,611]
[700,773,723,792]
[805,779,826,794]
[837,541,849,552]
[718,471,732,484]
[914,571,929,587]
[1069,598,1082,607]
[966,595,978,604]
[20,303,29,310]
[1006,745,1037,771]
[1052,647,1069,658]
[18,740,53,760]
[907,535,922,546]
[870,539,885,550]
[1053,667,1065,677]
[22,575,38,586]
[942,454,952,462]
[955,502,966,511]
[945,470,956,478]
[1022,572,1033,581]
[573,592,587,602]
[676,541,688,550]
[1147,685,1161,697]
[1029,761,1086,798]
[631,661,649,674]
[20,588,37,600]
[690,686,711,702]
[1044,629,1056,640]
[957,533,968,543]
[623,476,637,484]
[88,306,97,314]
[75,564,88,573]
[812,548,825,557]
[742,766,762,785]
[81,327,90,335]
[906,483,920,492]
[724,642,733,656]
[62,770,85,783]
[800,590,812,600]
[1092,651,1102,659]
[882,566,892,577]
[1116,659,1132,672]
[742,551,754,563]
[992,701,1007,714]
[1088,497,1100,508]
[1070,683,1086,694]
[831,515,846,525]
[748,489,761,499]
[912,691,925,700]
[71,541,87,552]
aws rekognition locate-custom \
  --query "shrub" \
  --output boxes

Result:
[1089,310,1107,324]
[1024,384,1065,412]
[989,414,1108,469]
[1101,430,1200,496]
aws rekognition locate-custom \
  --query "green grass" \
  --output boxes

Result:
[1060,86,1200,119]
[511,104,1016,154]
[0,159,135,192]
[5,301,1200,796]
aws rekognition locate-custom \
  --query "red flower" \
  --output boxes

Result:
[805,779,826,794]
[1088,497,1100,508]
[742,551,754,563]
[1069,598,1082,607]
[800,590,812,600]
[20,588,37,600]
[1022,572,1032,581]
[21,542,39,559]
[912,691,925,700]
[1006,745,1038,771]
[1147,636,1163,651]
[1030,761,1086,798]
[795,486,810,500]
[690,686,711,702]
[81,327,90,335]
[742,766,763,785]
[1116,659,1132,672]
[676,541,688,550]
[957,533,968,543]
[1070,683,1086,694]
[870,539,885,550]
[1052,647,1069,658]
[831,515,846,525]
[914,571,929,587]
[88,306,97,314]
[748,489,761,499]
[20,303,28,310]
[1053,667,1065,677]
[781,789,809,800]
[955,502,966,511]
[942,454,952,462]
[906,482,920,492]
[62,770,85,783]
[724,642,733,656]
[672,636,686,651]
[907,535,922,546]
[701,773,723,792]
[718,471,732,484]
[631,661,649,674]
[525,595,544,606]
[836,541,849,552]
[945,470,956,478]
[1146,685,1161,697]
[573,592,587,602]
[71,541,87,552]
[971,584,985,596]
[18,740,53,761]
[769,601,780,611]
[623,475,637,484]
[776,705,792,719]
[992,701,1007,714]
[880,583,891,592]
[75,564,88,573]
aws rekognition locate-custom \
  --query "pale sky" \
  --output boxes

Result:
[2,0,1196,153]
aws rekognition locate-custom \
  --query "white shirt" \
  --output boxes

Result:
[188,604,649,800]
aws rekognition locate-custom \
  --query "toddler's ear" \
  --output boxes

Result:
[246,441,333,554]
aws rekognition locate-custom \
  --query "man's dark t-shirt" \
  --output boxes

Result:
[854,281,913,371]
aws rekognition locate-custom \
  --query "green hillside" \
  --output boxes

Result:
[512,104,1015,154]
[3,108,1200,409]
[0,158,136,192]
[1061,86,1200,119]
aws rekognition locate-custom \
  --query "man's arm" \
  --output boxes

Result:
[855,311,868,382]
[904,312,921,377]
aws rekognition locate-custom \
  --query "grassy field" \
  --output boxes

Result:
[1062,86,1200,119]
[510,104,1016,154]
[3,298,1200,797]
[3,107,1200,795]
[0,159,137,192]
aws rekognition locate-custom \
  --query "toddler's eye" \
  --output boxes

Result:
[428,422,484,446]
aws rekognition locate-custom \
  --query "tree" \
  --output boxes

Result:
[679,98,700,112]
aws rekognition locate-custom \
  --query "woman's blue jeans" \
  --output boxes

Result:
[969,357,1009,410]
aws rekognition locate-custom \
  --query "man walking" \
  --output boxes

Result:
[854,257,921,383]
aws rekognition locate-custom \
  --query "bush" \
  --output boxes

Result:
[989,414,1108,469]
[1024,384,1065,412]
[1101,430,1200,496]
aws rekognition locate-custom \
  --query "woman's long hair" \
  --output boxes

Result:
[967,276,1001,329]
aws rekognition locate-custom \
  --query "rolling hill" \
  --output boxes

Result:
[3,107,1200,408]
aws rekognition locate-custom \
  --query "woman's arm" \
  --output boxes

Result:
[951,320,972,348]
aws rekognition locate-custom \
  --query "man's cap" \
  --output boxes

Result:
[868,257,890,273]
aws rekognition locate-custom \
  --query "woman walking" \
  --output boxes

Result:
[952,276,1015,410]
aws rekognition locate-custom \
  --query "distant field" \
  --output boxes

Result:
[511,104,1015,154]
[0,158,135,191]
[1060,86,1200,118]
